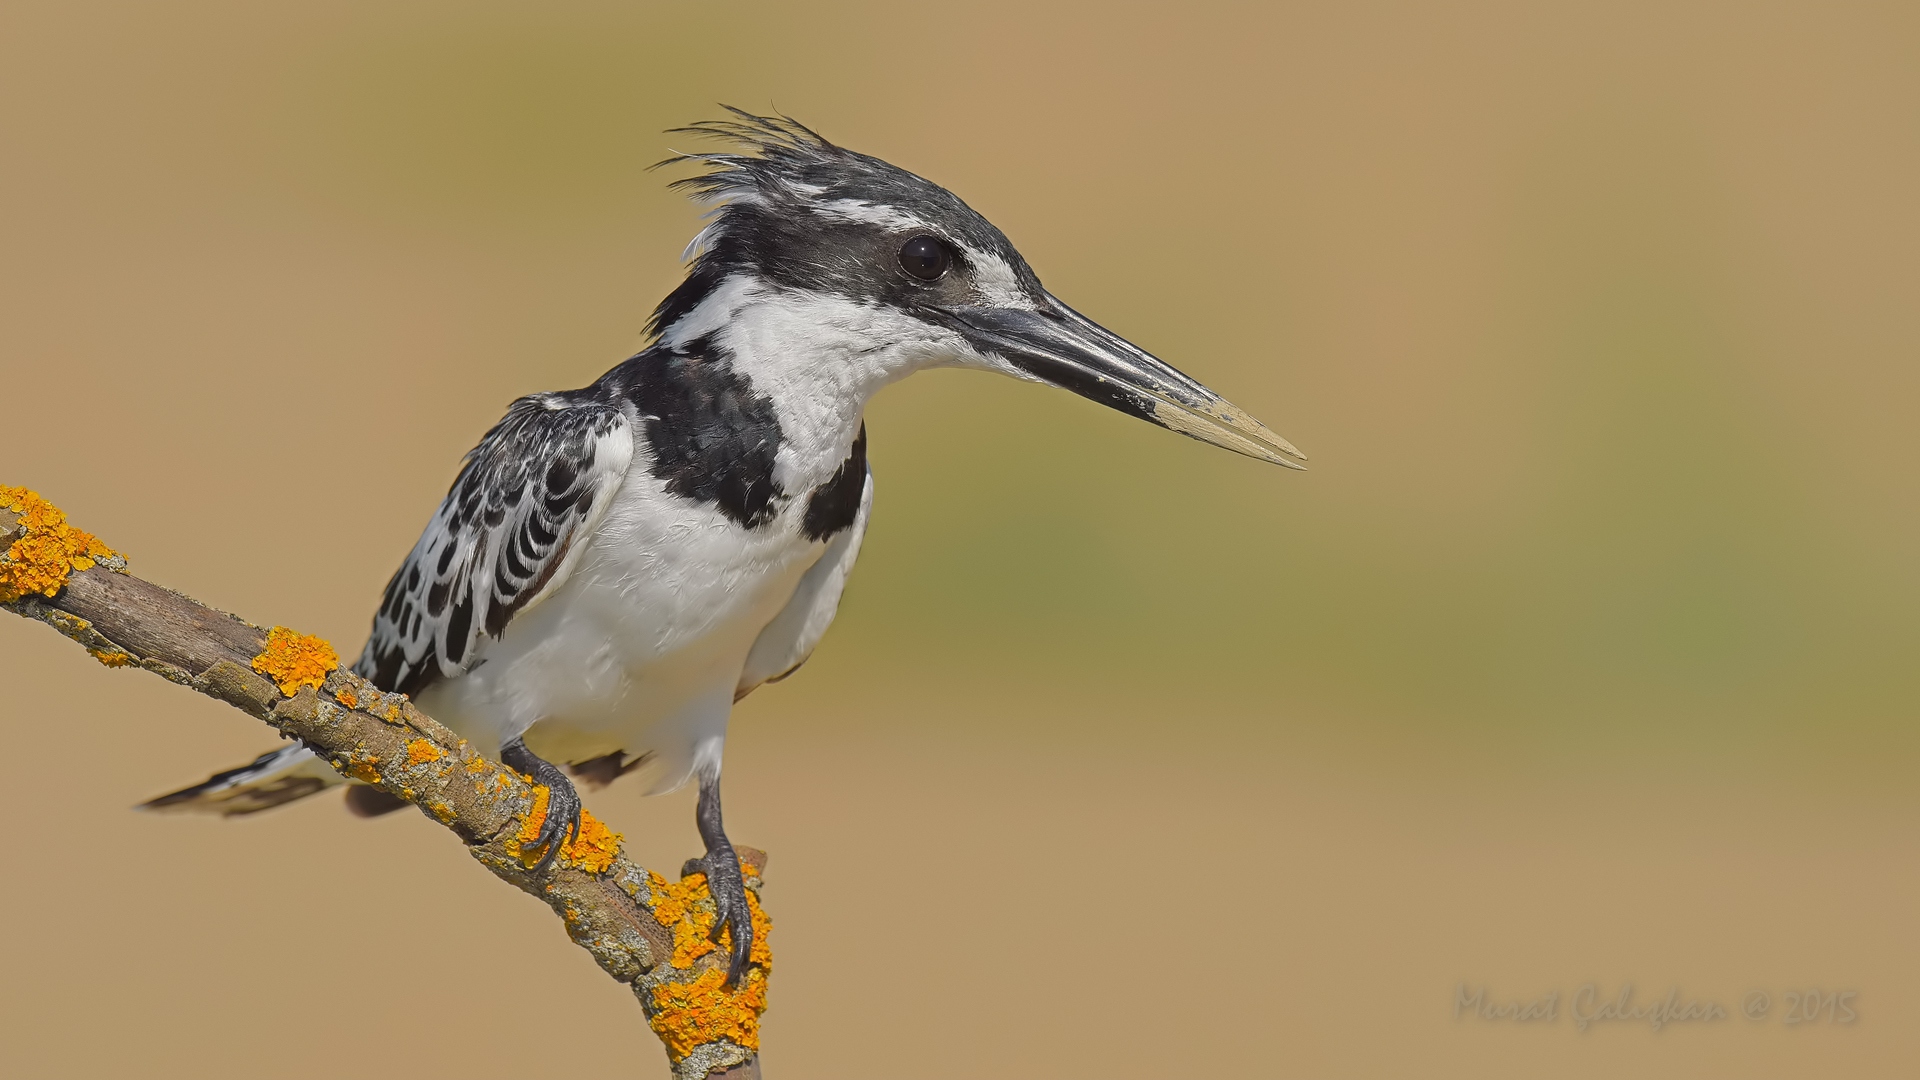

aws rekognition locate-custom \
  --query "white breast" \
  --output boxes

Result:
[416,467,827,795]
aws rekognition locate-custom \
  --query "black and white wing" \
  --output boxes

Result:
[355,392,634,698]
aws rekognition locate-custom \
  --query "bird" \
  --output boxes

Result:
[144,110,1306,984]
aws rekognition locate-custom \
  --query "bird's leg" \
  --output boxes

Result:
[501,736,582,878]
[695,767,752,987]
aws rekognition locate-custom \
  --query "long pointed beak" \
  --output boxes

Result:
[935,295,1306,469]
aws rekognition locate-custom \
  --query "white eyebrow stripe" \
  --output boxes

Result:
[960,244,1035,309]
[812,198,935,232]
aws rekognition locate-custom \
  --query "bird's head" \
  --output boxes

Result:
[649,110,1304,469]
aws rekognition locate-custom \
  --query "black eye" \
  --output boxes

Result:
[898,235,950,281]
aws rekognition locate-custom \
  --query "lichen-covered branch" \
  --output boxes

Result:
[1,487,769,1080]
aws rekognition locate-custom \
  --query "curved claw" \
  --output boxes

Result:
[703,848,754,987]
[722,902,752,987]
[527,784,581,877]
[501,736,583,879]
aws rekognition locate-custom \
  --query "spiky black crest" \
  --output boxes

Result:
[658,108,846,206]
[646,107,1040,340]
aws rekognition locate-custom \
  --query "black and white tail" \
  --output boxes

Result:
[141,744,344,817]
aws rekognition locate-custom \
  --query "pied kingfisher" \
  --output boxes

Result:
[147,110,1306,983]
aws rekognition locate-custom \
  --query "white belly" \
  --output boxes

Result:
[416,470,825,794]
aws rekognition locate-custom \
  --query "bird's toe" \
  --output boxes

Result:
[529,785,581,876]
[700,850,754,986]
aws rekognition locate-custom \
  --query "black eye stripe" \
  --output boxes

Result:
[898,234,950,282]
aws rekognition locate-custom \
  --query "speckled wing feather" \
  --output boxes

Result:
[354,392,634,698]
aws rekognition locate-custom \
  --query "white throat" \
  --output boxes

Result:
[659,274,970,492]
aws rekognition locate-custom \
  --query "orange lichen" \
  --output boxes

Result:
[559,810,622,873]
[647,871,698,925]
[642,873,774,1061]
[335,687,359,709]
[742,888,772,969]
[88,647,133,667]
[343,753,382,785]
[648,967,770,1061]
[382,703,403,724]
[501,788,621,873]
[0,486,119,604]
[671,907,717,968]
[465,757,489,775]
[406,738,443,765]
[250,626,340,697]
[503,784,553,867]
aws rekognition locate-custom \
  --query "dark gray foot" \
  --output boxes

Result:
[696,770,753,987]
[502,736,582,877]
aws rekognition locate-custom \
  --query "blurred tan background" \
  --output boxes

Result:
[4,1,1917,1076]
